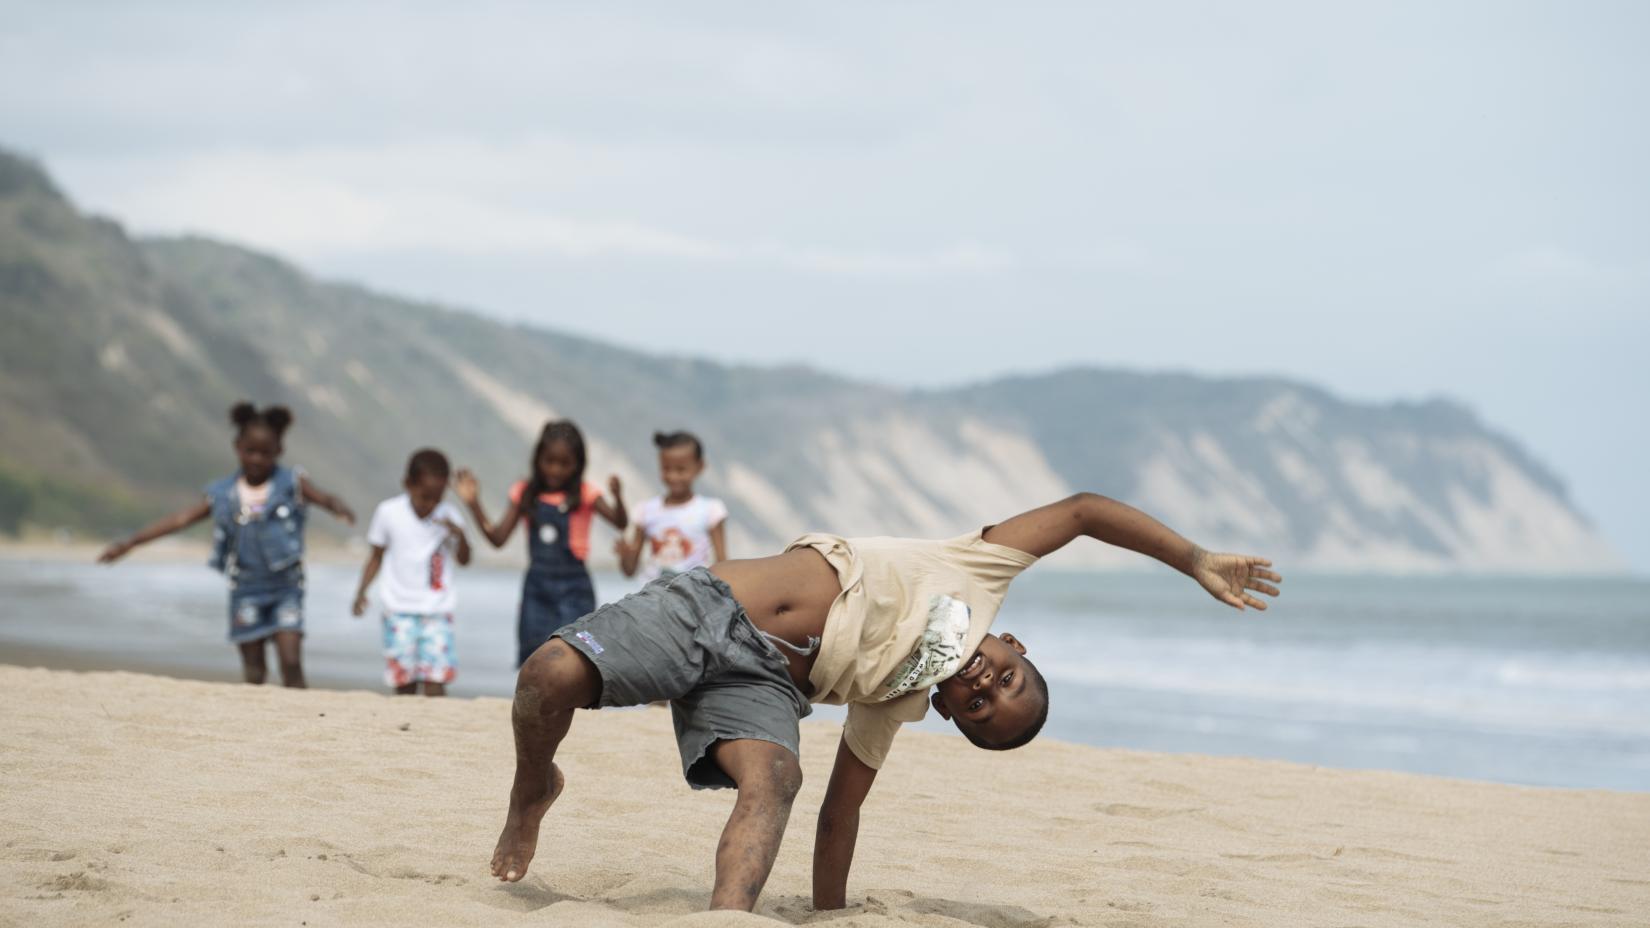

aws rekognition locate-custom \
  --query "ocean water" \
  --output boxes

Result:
[1,558,1645,791]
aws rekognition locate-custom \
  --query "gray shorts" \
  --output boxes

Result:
[552,568,812,790]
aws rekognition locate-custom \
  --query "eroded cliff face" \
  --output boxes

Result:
[0,148,1620,572]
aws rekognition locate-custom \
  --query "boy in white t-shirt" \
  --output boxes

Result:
[352,449,472,696]
[616,431,729,581]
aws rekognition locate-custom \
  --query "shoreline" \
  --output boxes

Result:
[3,538,1639,581]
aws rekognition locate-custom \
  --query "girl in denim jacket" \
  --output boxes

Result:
[98,402,356,686]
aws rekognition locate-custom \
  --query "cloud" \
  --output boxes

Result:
[70,143,1034,277]
[1487,247,1640,285]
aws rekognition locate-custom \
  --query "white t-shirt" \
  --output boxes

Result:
[365,494,465,615]
[635,494,729,581]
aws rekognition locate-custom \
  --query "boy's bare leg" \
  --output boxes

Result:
[237,641,267,685]
[491,639,600,882]
[273,631,306,688]
[706,739,804,911]
[394,683,418,695]
[422,682,447,697]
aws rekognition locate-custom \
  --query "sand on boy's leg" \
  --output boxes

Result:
[491,639,597,882]
[705,738,805,911]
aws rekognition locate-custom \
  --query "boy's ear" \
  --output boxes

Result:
[930,691,951,721]
[999,632,1028,656]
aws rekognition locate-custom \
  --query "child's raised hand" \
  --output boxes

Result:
[608,474,623,498]
[1190,549,1282,611]
[453,468,480,505]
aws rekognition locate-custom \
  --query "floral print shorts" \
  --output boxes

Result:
[382,612,456,686]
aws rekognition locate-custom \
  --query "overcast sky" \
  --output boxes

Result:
[3,1,1646,570]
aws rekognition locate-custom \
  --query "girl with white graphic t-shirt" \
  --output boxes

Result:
[617,431,729,582]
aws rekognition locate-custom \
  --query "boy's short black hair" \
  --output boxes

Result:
[653,430,705,461]
[962,658,1050,752]
[406,448,451,481]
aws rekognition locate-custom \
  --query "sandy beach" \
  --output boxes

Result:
[2,665,1646,928]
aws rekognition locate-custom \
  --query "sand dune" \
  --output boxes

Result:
[2,665,1645,927]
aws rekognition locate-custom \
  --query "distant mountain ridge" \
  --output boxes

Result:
[0,147,1622,572]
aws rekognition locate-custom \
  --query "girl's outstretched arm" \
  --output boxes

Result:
[592,474,628,530]
[300,476,356,526]
[708,520,728,564]
[982,493,1283,611]
[98,498,212,563]
[454,468,520,549]
[614,526,644,577]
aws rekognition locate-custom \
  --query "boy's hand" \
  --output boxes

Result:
[608,474,623,498]
[438,517,465,538]
[97,539,132,564]
[1191,549,1282,611]
[351,593,369,617]
[336,503,357,527]
[454,468,480,505]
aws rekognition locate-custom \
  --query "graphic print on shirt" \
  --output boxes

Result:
[878,594,972,701]
[429,548,445,591]
[649,527,693,568]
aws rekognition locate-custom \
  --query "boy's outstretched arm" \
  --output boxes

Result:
[982,493,1282,610]
[352,546,384,616]
[441,517,473,566]
[300,476,356,526]
[97,498,211,563]
[812,736,878,910]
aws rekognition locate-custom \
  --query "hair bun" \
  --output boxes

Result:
[263,405,294,434]
[229,401,257,427]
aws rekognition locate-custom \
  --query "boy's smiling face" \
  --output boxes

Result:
[930,633,1046,749]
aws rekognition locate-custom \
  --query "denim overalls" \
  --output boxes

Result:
[205,466,307,644]
[518,491,596,666]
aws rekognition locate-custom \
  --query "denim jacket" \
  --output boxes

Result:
[205,466,306,582]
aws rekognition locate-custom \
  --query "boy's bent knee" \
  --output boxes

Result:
[767,757,804,804]
[517,639,600,711]
[725,745,803,804]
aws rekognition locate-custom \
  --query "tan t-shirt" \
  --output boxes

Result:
[785,530,1038,769]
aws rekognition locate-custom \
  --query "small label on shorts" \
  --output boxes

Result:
[574,630,604,654]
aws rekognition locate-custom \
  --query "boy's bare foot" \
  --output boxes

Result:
[490,764,566,882]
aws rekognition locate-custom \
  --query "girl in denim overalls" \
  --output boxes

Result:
[456,420,628,666]
[98,402,357,686]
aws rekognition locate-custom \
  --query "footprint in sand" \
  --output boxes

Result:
[1096,803,1202,820]
[40,871,111,892]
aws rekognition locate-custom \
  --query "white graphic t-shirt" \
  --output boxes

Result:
[635,495,728,581]
[366,494,465,615]
[785,530,1038,769]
